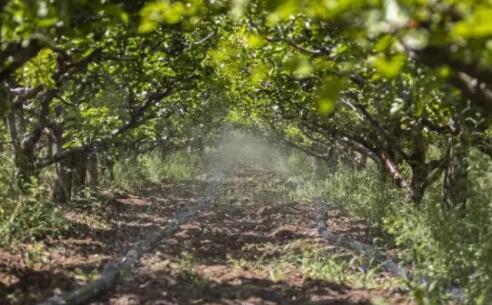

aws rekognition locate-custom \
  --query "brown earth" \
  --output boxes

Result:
[0,166,412,305]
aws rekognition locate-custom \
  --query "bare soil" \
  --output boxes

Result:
[0,167,412,305]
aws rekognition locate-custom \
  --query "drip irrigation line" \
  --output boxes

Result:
[36,163,231,305]
[315,199,406,277]
[314,198,465,303]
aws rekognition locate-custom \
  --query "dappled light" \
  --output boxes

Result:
[1,1,492,305]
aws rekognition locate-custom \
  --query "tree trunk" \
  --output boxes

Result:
[408,162,428,204]
[13,151,37,188]
[53,158,73,204]
[71,152,87,192]
[407,132,429,204]
[86,152,99,188]
[6,109,37,188]
[408,174,425,204]
[100,153,115,181]
[51,124,72,204]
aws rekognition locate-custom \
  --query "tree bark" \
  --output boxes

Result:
[51,124,72,204]
[86,152,99,188]
[407,132,429,204]
[71,152,88,192]
[100,153,115,181]
[6,106,37,188]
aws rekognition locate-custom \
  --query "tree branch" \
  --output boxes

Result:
[36,88,173,168]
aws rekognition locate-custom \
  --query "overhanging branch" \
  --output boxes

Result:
[36,88,173,168]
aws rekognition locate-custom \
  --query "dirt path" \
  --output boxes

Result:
[0,166,411,305]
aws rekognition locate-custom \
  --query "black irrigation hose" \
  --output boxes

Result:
[37,167,229,305]
[314,199,465,302]
[37,201,206,305]
[314,199,406,277]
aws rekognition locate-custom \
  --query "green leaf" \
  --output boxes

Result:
[265,0,283,11]
[282,53,314,79]
[451,7,492,39]
[414,98,424,117]
[138,19,158,33]
[138,1,188,33]
[230,0,249,19]
[373,34,394,52]
[103,4,129,24]
[36,18,58,28]
[373,53,406,78]
[316,76,347,115]
[245,33,266,49]
[250,63,268,86]
[16,48,57,88]
[266,0,298,26]
[318,98,336,114]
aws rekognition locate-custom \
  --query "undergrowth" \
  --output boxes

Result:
[271,149,492,305]
[111,150,201,191]
[2,136,491,305]
[0,149,200,244]
[228,240,400,290]
[0,153,66,245]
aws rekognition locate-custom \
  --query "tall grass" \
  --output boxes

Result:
[111,150,201,191]
[0,153,66,245]
[271,149,492,304]
[0,149,202,244]
[383,150,492,304]
[271,151,399,227]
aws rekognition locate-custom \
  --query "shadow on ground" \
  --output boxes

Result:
[0,167,409,305]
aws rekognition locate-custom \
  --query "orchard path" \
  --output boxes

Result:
[0,166,411,305]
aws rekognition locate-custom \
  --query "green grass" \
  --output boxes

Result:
[143,151,201,182]
[2,141,492,305]
[268,149,492,304]
[111,150,201,191]
[227,239,402,289]
[0,153,67,245]
[297,248,402,289]
[0,149,202,244]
